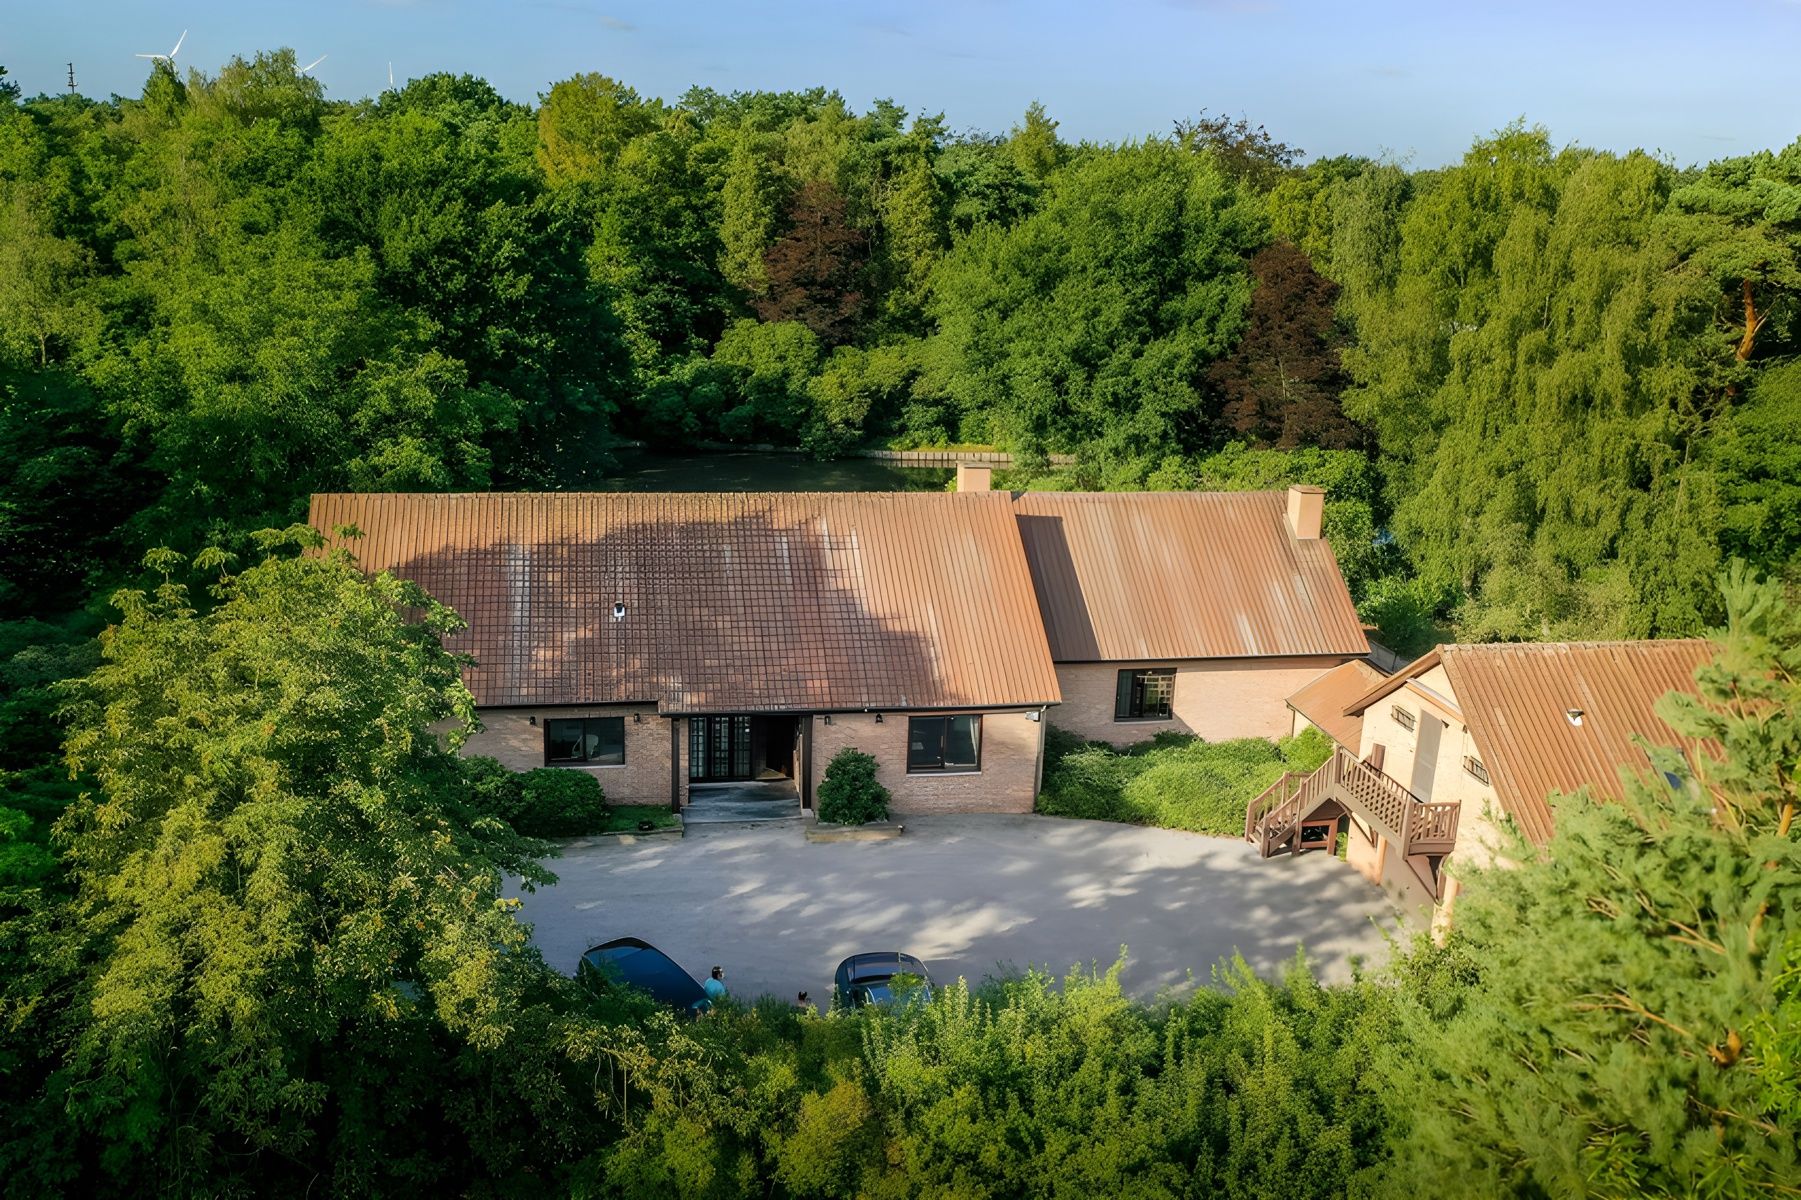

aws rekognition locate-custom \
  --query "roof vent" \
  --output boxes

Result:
[612,602,627,621]
[1565,708,1583,727]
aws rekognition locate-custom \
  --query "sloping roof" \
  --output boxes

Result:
[1011,491,1369,662]
[1286,659,1388,750]
[308,492,1062,714]
[1348,640,1713,843]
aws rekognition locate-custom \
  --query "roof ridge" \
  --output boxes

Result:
[1441,638,1712,653]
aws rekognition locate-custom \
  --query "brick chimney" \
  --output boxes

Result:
[1286,485,1324,540]
[956,463,993,492]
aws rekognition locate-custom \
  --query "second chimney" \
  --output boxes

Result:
[956,463,993,493]
[1286,485,1324,539]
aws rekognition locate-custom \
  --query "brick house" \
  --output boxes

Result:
[1250,639,1714,924]
[309,476,1368,817]
[1012,483,1370,745]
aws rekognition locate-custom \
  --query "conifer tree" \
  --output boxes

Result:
[1386,561,1801,1196]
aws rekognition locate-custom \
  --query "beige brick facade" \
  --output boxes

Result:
[1052,656,1353,746]
[807,709,1045,815]
[1344,665,1510,914]
[463,705,675,808]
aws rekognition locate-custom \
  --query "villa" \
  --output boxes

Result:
[308,473,1368,817]
[1254,638,1714,922]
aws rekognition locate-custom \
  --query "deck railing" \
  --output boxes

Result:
[1246,745,1462,859]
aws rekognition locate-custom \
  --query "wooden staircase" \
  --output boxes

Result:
[1245,745,1462,861]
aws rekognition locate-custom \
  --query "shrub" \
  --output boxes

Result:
[816,748,891,825]
[463,758,610,838]
[462,755,522,818]
[513,768,609,837]
[1278,725,1333,773]
[1038,725,1336,836]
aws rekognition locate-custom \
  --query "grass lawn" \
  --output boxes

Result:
[598,805,682,833]
[1036,726,1333,837]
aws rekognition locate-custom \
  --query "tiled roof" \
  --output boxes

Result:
[308,492,1062,713]
[1347,640,1714,843]
[1011,491,1369,662]
[1286,660,1388,750]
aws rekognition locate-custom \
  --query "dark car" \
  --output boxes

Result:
[579,937,711,1016]
[834,952,935,1010]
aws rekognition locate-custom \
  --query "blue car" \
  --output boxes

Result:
[834,952,935,1010]
[579,937,711,1016]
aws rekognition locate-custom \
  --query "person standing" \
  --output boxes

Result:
[703,965,728,1004]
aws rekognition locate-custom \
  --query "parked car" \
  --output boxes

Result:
[834,952,935,1010]
[579,937,711,1016]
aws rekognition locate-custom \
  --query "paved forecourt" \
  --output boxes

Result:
[506,813,1400,1005]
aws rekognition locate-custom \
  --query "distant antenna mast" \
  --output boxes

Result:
[67,62,77,95]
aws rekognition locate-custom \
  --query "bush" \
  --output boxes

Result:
[1037,725,1335,836]
[515,768,609,837]
[462,754,522,816]
[462,757,610,837]
[816,748,891,825]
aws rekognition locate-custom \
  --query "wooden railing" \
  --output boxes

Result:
[1245,745,1462,860]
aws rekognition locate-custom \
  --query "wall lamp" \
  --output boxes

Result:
[634,713,643,724]
[874,712,884,724]
[529,715,538,726]
[822,714,833,726]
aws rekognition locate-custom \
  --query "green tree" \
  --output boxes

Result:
[877,149,949,322]
[535,72,659,186]
[1339,126,1750,639]
[927,140,1263,456]
[1385,562,1801,1197]
[1007,100,1062,183]
[717,131,787,297]
[2,532,598,1194]
[711,318,821,442]
[0,184,91,366]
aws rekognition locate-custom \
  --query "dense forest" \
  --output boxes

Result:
[1,53,1798,1196]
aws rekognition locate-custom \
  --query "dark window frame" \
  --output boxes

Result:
[1462,755,1489,786]
[544,715,627,766]
[1114,667,1176,721]
[906,714,983,774]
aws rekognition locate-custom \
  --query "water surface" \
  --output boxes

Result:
[592,451,952,493]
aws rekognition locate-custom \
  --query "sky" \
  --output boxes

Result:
[6,0,1800,167]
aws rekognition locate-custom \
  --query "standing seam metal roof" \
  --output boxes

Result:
[1011,491,1370,662]
[308,491,1063,713]
[1285,659,1388,750]
[1347,640,1714,844]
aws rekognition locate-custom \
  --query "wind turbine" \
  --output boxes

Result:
[135,29,187,65]
[299,54,327,75]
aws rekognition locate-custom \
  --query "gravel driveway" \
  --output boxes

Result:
[506,814,1401,1003]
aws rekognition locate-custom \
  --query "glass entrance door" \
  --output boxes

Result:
[690,716,753,781]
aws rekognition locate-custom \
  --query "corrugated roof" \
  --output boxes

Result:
[1349,640,1713,843]
[1286,659,1388,750]
[308,492,1063,714]
[1012,491,1370,661]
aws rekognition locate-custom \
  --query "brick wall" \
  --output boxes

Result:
[1052,657,1352,746]
[463,704,673,808]
[808,709,1044,815]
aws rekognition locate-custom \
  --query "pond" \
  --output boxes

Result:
[586,450,953,493]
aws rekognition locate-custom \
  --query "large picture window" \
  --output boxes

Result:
[544,716,626,766]
[907,715,982,773]
[1114,668,1175,721]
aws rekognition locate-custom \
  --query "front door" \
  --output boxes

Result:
[690,715,753,782]
[1410,714,1444,802]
